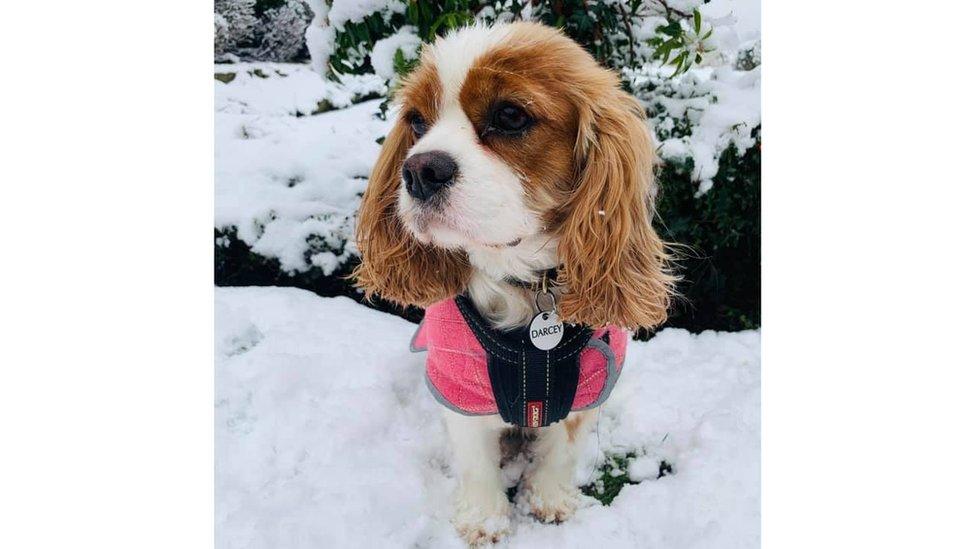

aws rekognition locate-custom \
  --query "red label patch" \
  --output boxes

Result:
[526,401,543,428]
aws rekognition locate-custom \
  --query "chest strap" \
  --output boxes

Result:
[454,295,593,427]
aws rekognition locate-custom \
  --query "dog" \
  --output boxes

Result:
[354,22,673,545]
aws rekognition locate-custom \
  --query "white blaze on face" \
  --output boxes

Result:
[397,24,540,250]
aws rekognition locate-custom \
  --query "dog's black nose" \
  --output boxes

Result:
[402,151,458,201]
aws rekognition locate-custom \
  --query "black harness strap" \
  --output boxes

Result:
[454,295,593,427]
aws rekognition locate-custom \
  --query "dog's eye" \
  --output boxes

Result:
[408,112,428,137]
[489,103,532,135]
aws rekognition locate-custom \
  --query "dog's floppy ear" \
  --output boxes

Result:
[353,118,470,307]
[556,91,675,330]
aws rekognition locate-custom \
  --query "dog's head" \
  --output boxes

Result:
[354,22,673,329]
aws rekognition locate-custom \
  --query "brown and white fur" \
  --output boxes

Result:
[355,22,674,545]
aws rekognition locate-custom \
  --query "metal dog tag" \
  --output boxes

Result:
[529,311,563,351]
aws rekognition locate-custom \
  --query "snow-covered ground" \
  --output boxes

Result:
[216,287,759,548]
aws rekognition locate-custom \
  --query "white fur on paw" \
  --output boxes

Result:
[518,479,580,523]
[452,493,511,546]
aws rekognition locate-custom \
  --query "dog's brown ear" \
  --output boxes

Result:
[353,118,470,307]
[556,91,675,330]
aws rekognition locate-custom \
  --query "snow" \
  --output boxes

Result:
[370,26,422,81]
[702,0,761,41]
[663,0,708,14]
[216,287,760,548]
[215,63,390,273]
[215,62,386,117]
[328,0,405,28]
[304,0,334,77]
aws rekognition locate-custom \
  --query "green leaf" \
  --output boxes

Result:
[670,51,687,66]
[659,20,682,37]
[653,41,672,59]
[694,9,702,34]
[670,52,688,77]
[430,12,471,37]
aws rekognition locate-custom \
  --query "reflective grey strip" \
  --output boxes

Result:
[409,320,427,352]
[574,336,623,410]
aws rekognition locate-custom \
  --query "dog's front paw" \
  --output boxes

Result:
[518,477,580,524]
[453,490,511,546]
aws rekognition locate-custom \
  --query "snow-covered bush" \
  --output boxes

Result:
[215,13,231,57]
[215,0,258,59]
[624,57,760,193]
[256,0,314,61]
[215,0,761,332]
[215,0,313,62]
[314,1,734,77]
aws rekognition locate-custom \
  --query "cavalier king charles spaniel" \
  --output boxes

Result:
[354,22,674,544]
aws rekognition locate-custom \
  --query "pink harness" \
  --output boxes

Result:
[411,296,627,427]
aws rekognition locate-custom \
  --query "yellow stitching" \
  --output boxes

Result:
[456,302,519,355]
[522,350,527,422]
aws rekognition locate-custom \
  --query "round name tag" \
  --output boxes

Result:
[529,311,563,351]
